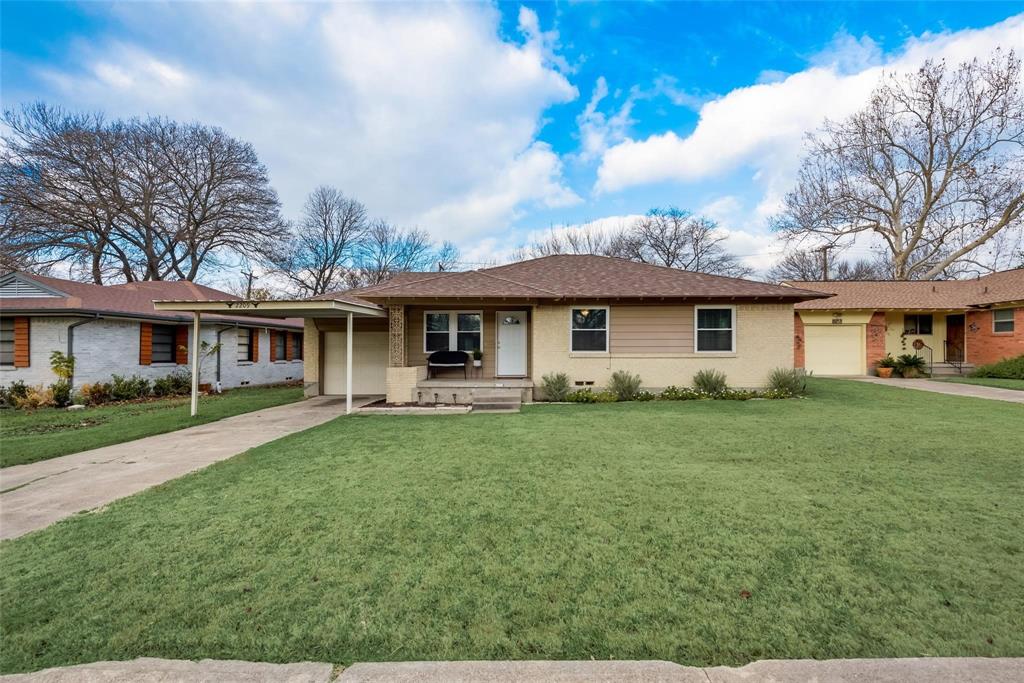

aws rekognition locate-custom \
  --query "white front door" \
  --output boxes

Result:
[496,311,528,377]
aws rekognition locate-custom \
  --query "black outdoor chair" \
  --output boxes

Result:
[427,350,469,379]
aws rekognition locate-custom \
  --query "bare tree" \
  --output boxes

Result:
[775,50,1024,280]
[355,220,436,285]
[261,186,368,297]
[766,249,885,282]
[512,222,622,260]
[1,103,284,283]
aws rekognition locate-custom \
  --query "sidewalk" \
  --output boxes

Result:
[0,396,372,540]
[849,376,1024,403]
[3,657,1022,682]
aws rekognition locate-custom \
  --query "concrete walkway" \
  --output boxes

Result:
[849,376,1024,403]
[0,396,373,541]
[3,658,1022,682]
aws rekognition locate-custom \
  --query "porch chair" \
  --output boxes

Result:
[426,350,469,379]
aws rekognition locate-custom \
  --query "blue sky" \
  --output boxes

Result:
[3,1,1022,272]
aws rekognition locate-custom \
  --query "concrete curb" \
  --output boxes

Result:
[5,657,1022,682]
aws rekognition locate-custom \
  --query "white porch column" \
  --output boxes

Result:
[190,311,201,417]
[346,312,353,414]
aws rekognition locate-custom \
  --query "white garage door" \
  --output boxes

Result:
[323,331,387,395]
[804,325,864,375]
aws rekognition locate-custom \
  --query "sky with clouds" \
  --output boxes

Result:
[3,1,1022,274]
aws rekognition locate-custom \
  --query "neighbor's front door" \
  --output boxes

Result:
[945,314,965,362]
[497,311,528,377]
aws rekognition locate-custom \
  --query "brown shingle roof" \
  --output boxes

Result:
[327,255,831,301]
[0,273,303,328]
[787,268,1024,310]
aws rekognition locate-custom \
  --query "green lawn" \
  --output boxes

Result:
[1,379,1022,673]
[931,376,1024,391]
[0,385,304,468]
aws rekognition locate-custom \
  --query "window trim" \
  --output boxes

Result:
[0,318,14,367]
[273,330,287,362]
[569,305,610,354]
[993,308,1015,334]
[423,310,484,354]
[693,305,736,354]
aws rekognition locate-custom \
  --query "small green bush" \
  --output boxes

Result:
[153,369,192,397]
[607,370,642,401]
[692,369,728,395]
[540,372,571,401]
[110,374,152,401]
[566,388,618,403]
[895,354,928,378]
[78,382,113,405]
[1,380,30,407]
[971,354,1024,379]
[49,380,72,408]
[659,385,701,400]
[765,368,808,397]
[633,390,656,401]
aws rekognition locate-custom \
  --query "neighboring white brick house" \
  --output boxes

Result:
[0,272,303,391]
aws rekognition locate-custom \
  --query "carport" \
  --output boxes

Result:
[153,297,386,416]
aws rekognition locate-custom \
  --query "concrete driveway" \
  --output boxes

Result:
[0,396,377,541]
[849,376,1024,403]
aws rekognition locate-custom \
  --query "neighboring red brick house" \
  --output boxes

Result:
[784,269,1024,375]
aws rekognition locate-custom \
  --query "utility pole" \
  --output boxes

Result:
[816,245,833,281]
[242,270,257,299]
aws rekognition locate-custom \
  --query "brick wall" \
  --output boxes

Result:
[865,311,887,373]
[966,307,1023,366]
[793,313,805,369]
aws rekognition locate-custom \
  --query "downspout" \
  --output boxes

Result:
[67,315,102,392]
[214,324,238,388]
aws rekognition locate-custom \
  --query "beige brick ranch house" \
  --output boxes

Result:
[157,255,830,411]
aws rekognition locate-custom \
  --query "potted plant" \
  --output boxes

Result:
[875,354,896,378]
[895,353,927,378]
[472,349,483,368]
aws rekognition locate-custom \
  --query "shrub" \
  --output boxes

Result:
[50,380,72,407]
[78,382,113,405]
[971,354,1024,379]
[659,385,700,400]
[607,370,642,401]
[540,372,571,402]
[765,368,808,397]
[13,385,54,410]
[633,390,656,401]
[49,350,75,381]
[692,369,728,395]
[876,353,897,369]
[1,380,30,407]
[895,354,928,378]
[565,388,618,403]
[110,374,152,401]
[153,369,192,397]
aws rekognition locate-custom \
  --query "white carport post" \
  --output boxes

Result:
[190,311,201,417]
[346,312,354,414]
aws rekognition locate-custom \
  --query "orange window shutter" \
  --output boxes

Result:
[175,325,189,365]
[268,330,276,361]
[13,317,30,368]
[140,323,153,365]
[285,332,293,361]
[252,329,260,363]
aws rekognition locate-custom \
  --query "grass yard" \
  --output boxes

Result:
[0,384,304,468]
[1,378,1022,673]
[931,376,1024,391]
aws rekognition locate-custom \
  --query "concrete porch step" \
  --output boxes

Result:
[931,363,974,376]
[471,389,522,413]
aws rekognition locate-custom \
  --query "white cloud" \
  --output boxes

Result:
[595,14,1024,201]
[23,2,578,245]
[574,77,636,161]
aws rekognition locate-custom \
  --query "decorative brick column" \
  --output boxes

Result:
[793,312,805,369]
[388,304,405,367]
[865,311,887,373]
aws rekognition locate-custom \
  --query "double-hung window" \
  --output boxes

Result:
[292,333,304,360]
[0,319,13,366]
[238,328,254,362]
[151,324,176,363]
[424,312,482,353]
[903,314,933,335]
[695,306,735,352]
[274,332,286,361]
[993,309,1015,333]
[570,307,608,352]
